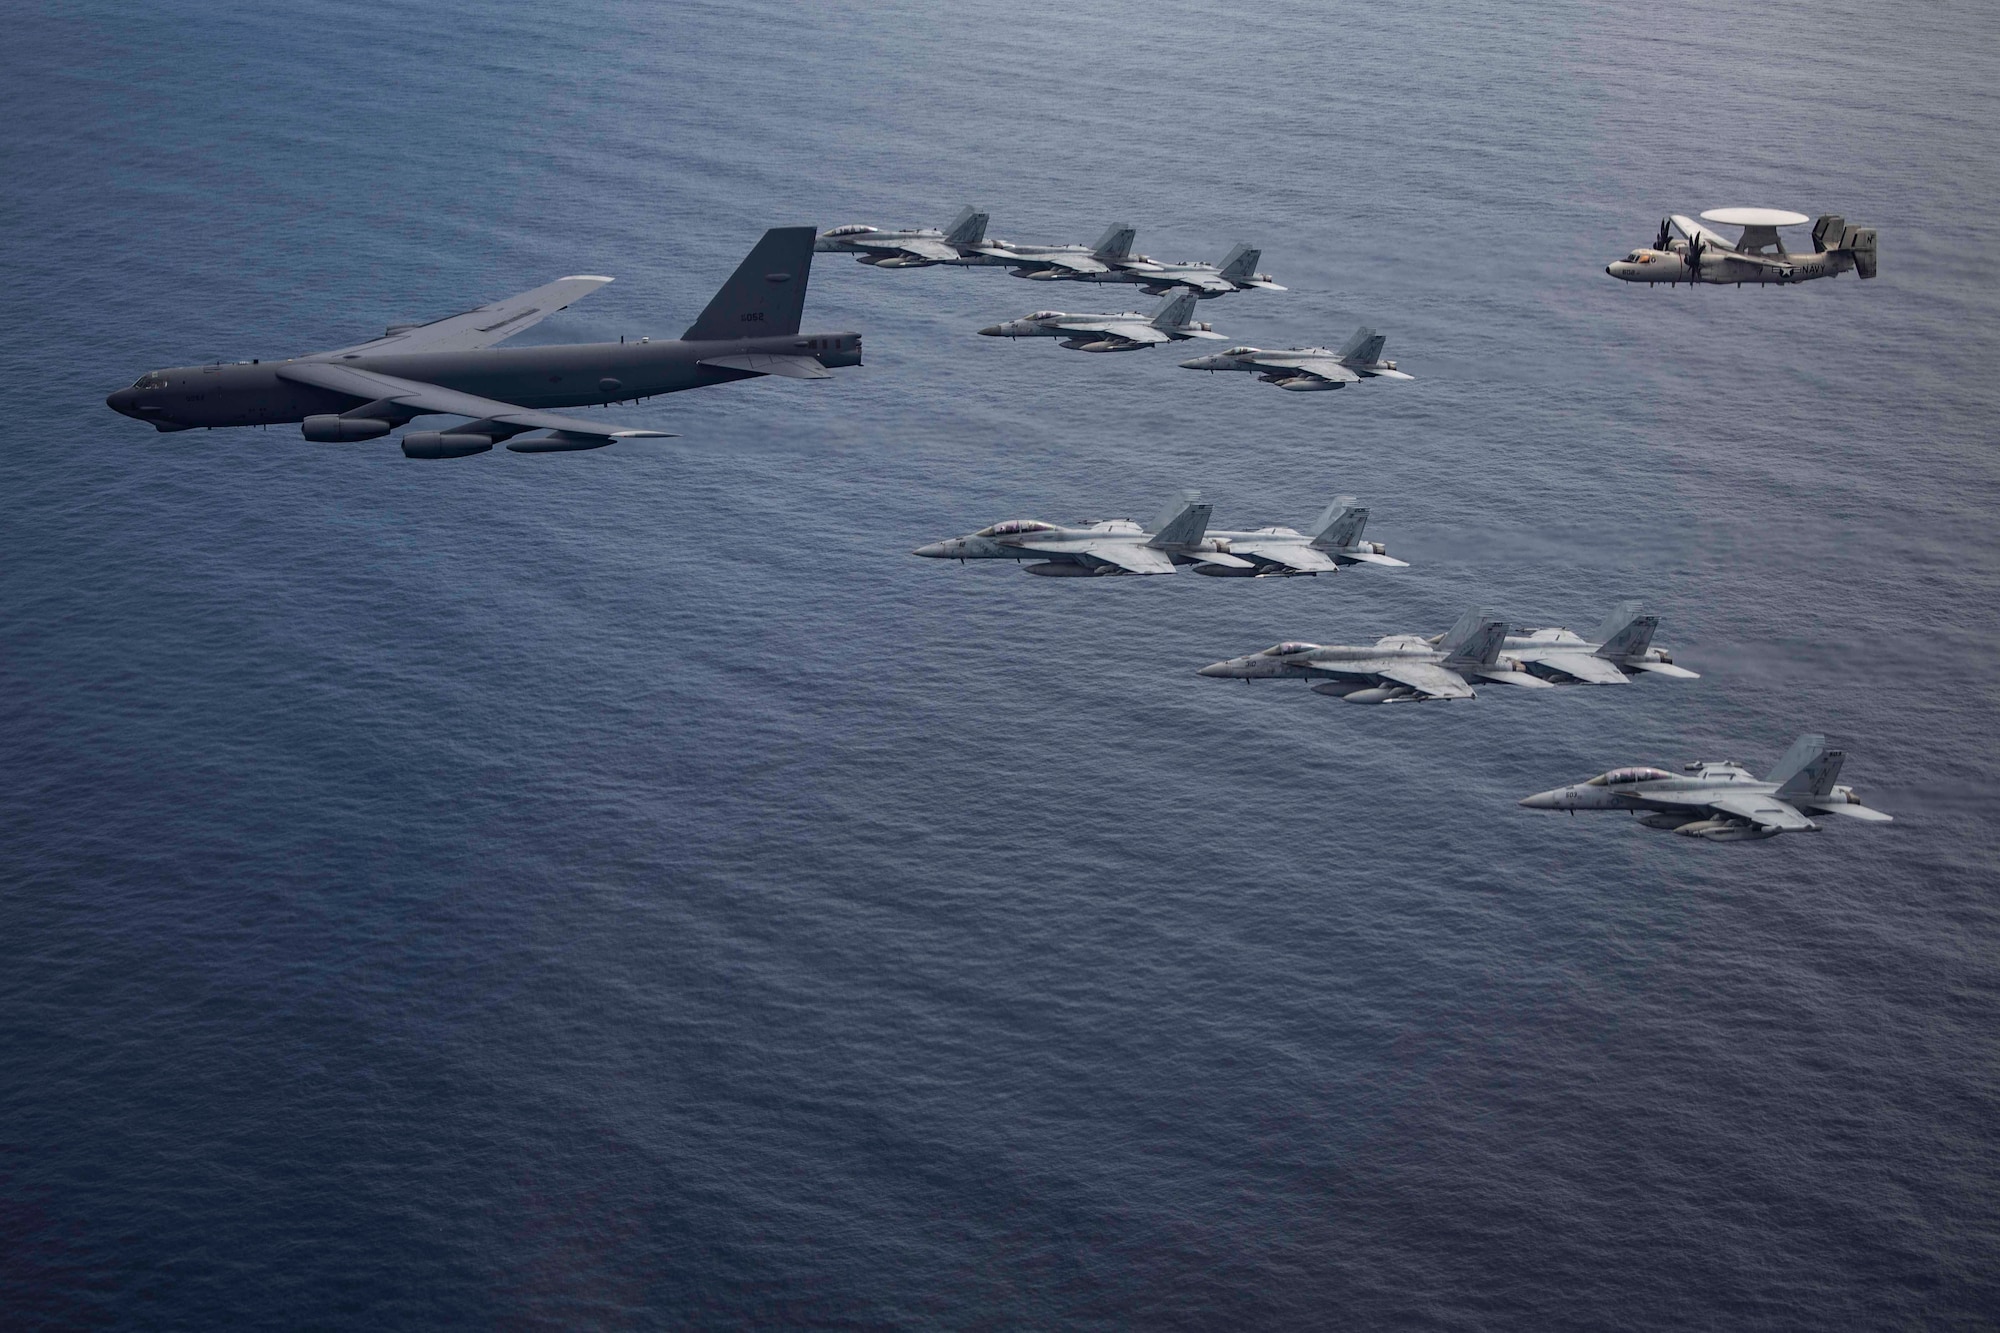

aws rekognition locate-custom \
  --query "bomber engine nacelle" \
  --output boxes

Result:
[401,431,494,460]
[301,415,393,442]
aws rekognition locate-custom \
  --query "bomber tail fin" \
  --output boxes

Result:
[1094,223,1137,259]
[1217,243,1262,280]
[1151,291,1199,331]
[1309,496,1368,549]
[682,226,817,341]
[1591,601,1658,659]
[1337,327,1387,365]
[1769,733,1845,797]
[944,206,989,246]
[1147,489,1211,547]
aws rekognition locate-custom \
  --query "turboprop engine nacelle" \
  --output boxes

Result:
[401,431,494,460]
[301,415,393,442]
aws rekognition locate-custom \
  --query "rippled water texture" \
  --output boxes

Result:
[4,1,1999,1326]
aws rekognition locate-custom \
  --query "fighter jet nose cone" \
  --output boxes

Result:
[1519,790,1560,809]
[1178,358,1207,369]
[977,326,1004,337]
[1197,662,1233,678]
[912,542,947,558]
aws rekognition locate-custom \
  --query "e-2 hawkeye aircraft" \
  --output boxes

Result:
[1607,209,1877,285]
[1519,734,1892,842]
[106,227,859,458]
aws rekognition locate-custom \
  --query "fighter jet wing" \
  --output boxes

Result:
[1171,271,1233,292]
[1517,652,1631,685]
[1227,542,1341,574]
[1265,358,1360,384]
[1182,550,1257,570]
[1644,788,1818,831]
[977,249,1109,274]
[311,276,614,358]
[1474,669,1556,688]
[1011,540,1176,574]
[1629,661,1701,679]
[274,362,673,441]
[1058,320,1171,343]
[695,352,834,379]
[1374,661,1476,700]
[848,237,959,261]
[1335,550,1411,567]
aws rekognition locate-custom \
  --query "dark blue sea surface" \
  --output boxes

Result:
[5,1,1999,1326]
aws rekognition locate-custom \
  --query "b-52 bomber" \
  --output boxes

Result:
[1197,608,1527,703]
[979,292,1227,353]
[1504,602,1699,685]
[1519,734,1892,842]
[913,491,1403,578]
[814,207,990,267]
[105,227,859,458]
[1180,328,1412,391]
[1606,209,1878,285]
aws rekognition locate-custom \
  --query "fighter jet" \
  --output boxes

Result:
[913,491,1238,576]
[1179,328,1412,391]
[913,492,1406,578]
[1060,243,1286,298]
[1606,210,1878,285]
[956,224,1139,279]
[1197,608,1534,703]
[1199,496,1407,577]
[1519,734,1893,841]
[977,292,1227,353]
[1504,602,1699,686]
[105,227,859,458]
[814,207,989,267]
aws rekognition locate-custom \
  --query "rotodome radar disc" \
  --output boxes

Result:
[1700,207,1811,227]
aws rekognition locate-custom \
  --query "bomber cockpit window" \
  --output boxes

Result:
[131,372,167,389]
[975,520,1055,537]
[1262,642,1320,656]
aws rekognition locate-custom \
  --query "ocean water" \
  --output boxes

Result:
[4,0,1999,1326]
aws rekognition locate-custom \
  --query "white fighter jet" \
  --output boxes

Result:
[814,207,990,267]
[1504,602,1699,686]
[1606,210,1878,285]
[913,492,1405,578]
[1197,608,1531,704]
[1519,735,1893,842]
[977,291,1227,353]
[1179,328,1412,391]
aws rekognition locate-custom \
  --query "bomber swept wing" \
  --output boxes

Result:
[312,275,615,359]
[276,362,673,447]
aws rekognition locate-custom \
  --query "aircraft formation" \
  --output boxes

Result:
[103,201,1890,843]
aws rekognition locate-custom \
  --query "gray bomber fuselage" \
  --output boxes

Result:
[106,333,862,432]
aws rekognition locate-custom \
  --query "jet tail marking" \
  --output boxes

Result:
[1217,243,1261,280]
[1094,223,1137,259]
[1769,734,1845,797]
[683,226,817,341]
[1338,327,1387,365]
[1151,291,1199,331]
[944,206,988,246]
[1147,489,1210,547]
[1310,496,1367,549]
[1591,601,1657,658]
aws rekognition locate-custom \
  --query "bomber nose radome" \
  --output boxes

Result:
[106,389,137,417]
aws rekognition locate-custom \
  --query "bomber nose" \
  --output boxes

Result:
[106,388,136,417]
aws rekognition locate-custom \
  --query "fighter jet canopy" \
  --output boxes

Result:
[1262,642,1322,656]
[1587,767,1674,786]
[975,520,1057,537]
